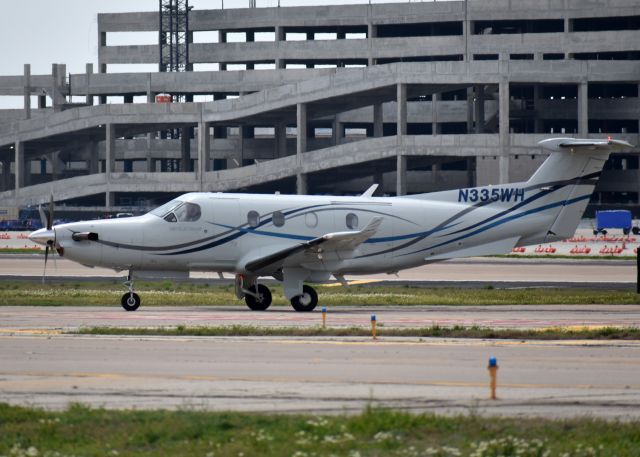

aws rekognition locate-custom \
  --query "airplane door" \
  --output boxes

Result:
[209,197,239,264]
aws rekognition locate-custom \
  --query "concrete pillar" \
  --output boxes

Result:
[396,84,407,136]
[373,103,383,137]
[181,126,191,172]
[533,84,541,133]
[105,191,115,210]
[396,153,407,196]
[99,30,107,74]
[466,158,475,187]
[275,26,285,69]
[367,23,376,66]
[578,81,588,136]
[1,160,10,192]
[275,123,287,158]
[333,118,343,145]
[23,64,31,120]
[85,63,94,106]
[296,103,307,195]
[245,32,255,70]
[499,78,510,184]
[88,142,99,174]
[466,88,473,133]
[431,93,439,135]
[296,172,307,195]
[374,172,384,195]
[105,124,115,177]
[432,162,440,185]
[198,122,210,189]
[474,85,485,133]
[14,142,25,192]
[219,31,227,71]
[297,103,307,156]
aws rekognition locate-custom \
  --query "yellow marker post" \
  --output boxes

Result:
[371,314,377,340]
[321,307,327,329]
[488,356,498,400]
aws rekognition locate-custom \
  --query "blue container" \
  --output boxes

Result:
[596,210,632,231]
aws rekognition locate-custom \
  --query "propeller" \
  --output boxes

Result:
[38,195,55,283]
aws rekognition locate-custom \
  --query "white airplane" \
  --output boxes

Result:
[29,137,632,312]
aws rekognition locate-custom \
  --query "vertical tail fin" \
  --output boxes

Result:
[528,138,632,241]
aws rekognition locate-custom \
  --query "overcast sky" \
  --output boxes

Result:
[0,0,421,107]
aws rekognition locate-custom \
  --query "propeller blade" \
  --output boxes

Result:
[42,244,49,284]
[38,205,47,229]
[47,195,54,230]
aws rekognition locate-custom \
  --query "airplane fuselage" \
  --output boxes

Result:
[53,189,550,278]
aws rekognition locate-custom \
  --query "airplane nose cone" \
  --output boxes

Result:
[28,228,55,246]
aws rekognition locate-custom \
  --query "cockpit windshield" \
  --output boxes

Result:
[149,199,201,223]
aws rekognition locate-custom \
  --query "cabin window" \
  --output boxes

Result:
[346,213,359,229]
[174,202,201,222]
[272,211,285,227]
[248,210,260,228]
[305,212,318,228]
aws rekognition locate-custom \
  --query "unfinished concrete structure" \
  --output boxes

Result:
[0,0,639,215]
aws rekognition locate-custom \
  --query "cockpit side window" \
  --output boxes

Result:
[151,199,201,223]
[175,202,202,222]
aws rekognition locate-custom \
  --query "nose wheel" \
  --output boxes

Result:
[121,272,141,311]
[121,292,141,311]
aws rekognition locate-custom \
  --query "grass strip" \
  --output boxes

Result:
[73,324,640,340]
[1,283,638,306]
[1,403,639,456]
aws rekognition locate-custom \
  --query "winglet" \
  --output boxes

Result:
[360,184,379,198]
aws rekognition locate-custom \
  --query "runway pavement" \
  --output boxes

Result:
[0,255,636,285]
[2,304,640,331]
[1,333,639,418]
[1,255,638,418]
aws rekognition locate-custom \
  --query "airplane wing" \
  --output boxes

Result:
[244,217,383,274]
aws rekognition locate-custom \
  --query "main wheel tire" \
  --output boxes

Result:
[290,285,318,312]
[245,284,272,311]
[632,227,639,235]
[121,292,141,311]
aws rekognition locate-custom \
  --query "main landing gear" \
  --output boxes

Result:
[235,274,318,312]
[121,272,141,311]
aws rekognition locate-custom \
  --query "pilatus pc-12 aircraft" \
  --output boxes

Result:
[29,137,632,312]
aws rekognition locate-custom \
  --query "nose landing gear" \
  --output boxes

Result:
[121,272,140,311]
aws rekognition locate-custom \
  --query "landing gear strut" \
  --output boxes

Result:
[237,274,273,311]
[290,285,318,312]
[245,284,273,311]
[121,272,140,311]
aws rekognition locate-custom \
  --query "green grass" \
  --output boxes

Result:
[0,248,43,254]
[74,324,640,340]
[1,403,639,457]
[0,281,638,307]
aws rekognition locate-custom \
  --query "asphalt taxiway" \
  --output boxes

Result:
[1,333,639,418]
[0,256,636,287]
[2,304,640,331]
[1,256,638,418]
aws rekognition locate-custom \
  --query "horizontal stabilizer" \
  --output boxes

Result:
[538,138,633,152]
